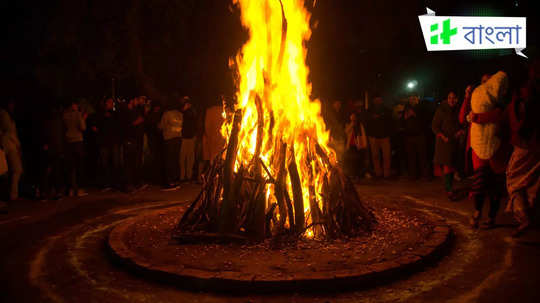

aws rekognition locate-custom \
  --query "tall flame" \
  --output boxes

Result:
[223,0,335,236]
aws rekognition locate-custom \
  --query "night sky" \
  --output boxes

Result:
[2,0,537,106]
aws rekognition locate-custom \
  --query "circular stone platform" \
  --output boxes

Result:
[108,205,451,292]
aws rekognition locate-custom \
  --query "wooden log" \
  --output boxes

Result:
[265,111,275,153]
[342,176,375,234]
[219,109,242,233]
[288,146,305,233]
[243,179,266,239]
[259,158,276,183]
[250,93,266,239]
[265,202,278,237]
[326,167,344,238]
[208,174,222,229]
[315,142,332,167]
[274,142,288,230]
[253,93,265,176]
[177,158,221,231]
[284,189,295,231]
[252,185,267,239]
[236,176,264,231]
[307,175,324,238]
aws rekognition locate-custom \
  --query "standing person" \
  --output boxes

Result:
[459,74,492,177]
[0,100,23,201]
[63,100,88,197]
[505,70,540,237]
[364,95,393,178]
[145,100,164,185]
[393,101,408,178]
[459,84,474,177]
[159,96,183,190]
[432,91,465,200]
[326,100,346,164]
[179,97,197,182]
[135,97,147,189]
[353,99,372,178]
[95,98,119,190]
[344,112,368,179]
[122,97,145,192]
[39,104,65,200]
[469,71,511,228]
[401,93,429,179]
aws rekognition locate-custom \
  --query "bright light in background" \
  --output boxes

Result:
[406,80,418,90]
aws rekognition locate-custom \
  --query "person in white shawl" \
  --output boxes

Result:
[344,112,369,179]
[469,71,510,229]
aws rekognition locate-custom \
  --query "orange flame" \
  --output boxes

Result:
[223,0,335,237]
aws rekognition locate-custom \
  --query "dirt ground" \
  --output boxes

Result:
[121,202,435,281]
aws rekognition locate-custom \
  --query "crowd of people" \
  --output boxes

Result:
[326,62,539,237]
[0,94,225,204]
[1,63,538,237]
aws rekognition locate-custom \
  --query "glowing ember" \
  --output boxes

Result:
[222,0,335,237]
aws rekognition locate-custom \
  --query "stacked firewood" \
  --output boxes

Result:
[174,109,376,243]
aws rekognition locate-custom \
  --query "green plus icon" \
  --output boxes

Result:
[430,18,457,44]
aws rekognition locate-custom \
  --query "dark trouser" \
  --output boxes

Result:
[456,135,467,177]
[65,142,84,193]
[344,147,368,177]
[164,137,181,185]
[135,136,144,184]
[395,134,408,176]
[405,135,428,179]
[369,137,391,178]
[180,137,195,181]
[39,151,64,197]
[99,144,121,187]
[123,141,140,189]
[146,134,165,185]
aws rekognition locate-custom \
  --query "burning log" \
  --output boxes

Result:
[219,109,242,233]
[249,93,266,239]
[274,142,289,230]
[288,145,305,233]
[253,93,265,174]
[306,146,324,238]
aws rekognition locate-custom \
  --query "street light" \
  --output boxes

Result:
[407,80,418,90]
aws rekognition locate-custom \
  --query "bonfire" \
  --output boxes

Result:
[175,0,375,242]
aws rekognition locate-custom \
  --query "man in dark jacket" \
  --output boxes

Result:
[365,95,393,178]
[95,98,120,189]
[39,104,65,199]
[400,93,430,179]
[122,97,145,192]
[144,100,164,185]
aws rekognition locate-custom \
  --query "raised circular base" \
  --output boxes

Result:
[108,205,451,292]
